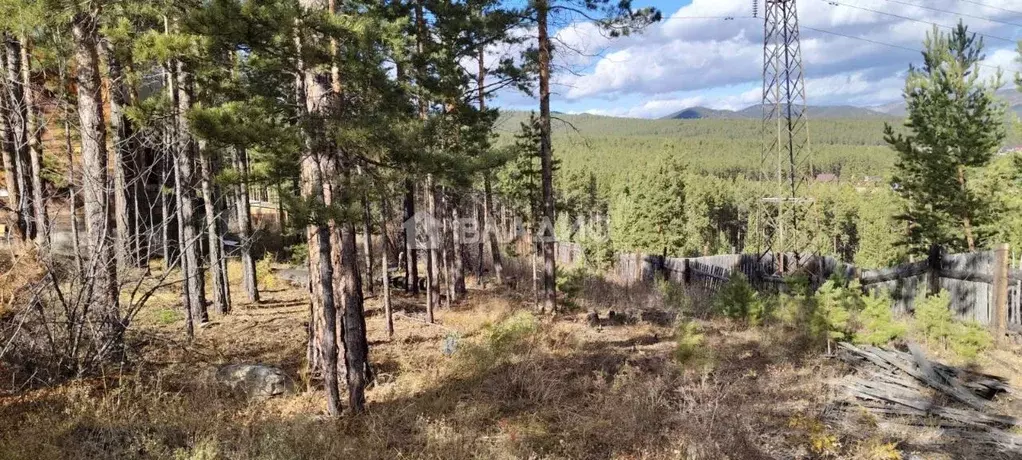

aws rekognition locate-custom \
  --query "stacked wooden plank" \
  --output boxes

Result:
[832,342,1022,452]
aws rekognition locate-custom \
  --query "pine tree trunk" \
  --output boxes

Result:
[63,104,84,275]
[20,38,46,248]
[175,58,208,327]
[102,41,137,267]
[381,197,394,338]
[200,142,230,314]
[956,165,976,252]
[339,221,370,413]
[537,1,557,312]
[484,175,503,284]
[160,149,175,270]
[0,37,21,242]
[234,148,259,302]
[73,12,122,360]
[4,36,32,241]
[475,198,484,283]
[440,190,452,308]
[426,175,437,322]
[403,179,418,294]
[361,193,374,295]
[451,195,466,298]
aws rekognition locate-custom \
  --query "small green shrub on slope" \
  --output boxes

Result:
[853,291,906,346]
[712,273,764,324]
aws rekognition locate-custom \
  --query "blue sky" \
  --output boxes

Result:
[491,0,1022,118]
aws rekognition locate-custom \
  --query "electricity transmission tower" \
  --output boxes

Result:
[758,0,814,273]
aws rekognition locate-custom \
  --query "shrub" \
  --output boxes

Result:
[673,320,706,365]
[812,279,863,343]
[654,277,690,312]
[155,308,184,325]
[854,291,906,346]
[256,254,278,290]
[914,290,954,344]
[484,311,540,355]
[712,273,763,323]
[912,290,992,360]
[949,321,993,360]
[579,233,615,272]
[556,267,587,311]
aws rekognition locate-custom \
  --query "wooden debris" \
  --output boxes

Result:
[831,341,1022,452]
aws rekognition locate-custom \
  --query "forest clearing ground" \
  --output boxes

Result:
[3,264,1022,459]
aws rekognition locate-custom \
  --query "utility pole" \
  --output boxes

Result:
[759,0,813,274]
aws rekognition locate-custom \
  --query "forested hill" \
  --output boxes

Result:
[660,104,890,120]
[494,111,905,188]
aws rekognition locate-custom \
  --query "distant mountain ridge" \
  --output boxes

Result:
[873,88,1022,117]
[662,104,892,120]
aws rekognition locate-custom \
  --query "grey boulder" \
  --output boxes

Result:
[215,364,291,398]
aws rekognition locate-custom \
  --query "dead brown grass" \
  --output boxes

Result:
[2,267,1021,459]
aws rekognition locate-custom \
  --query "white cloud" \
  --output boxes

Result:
[518,0,1022,117]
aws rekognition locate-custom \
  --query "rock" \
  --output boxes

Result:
[607,309,637,325]
[639,308,675,327]
[215,364,291,398]
[275,268,309,287]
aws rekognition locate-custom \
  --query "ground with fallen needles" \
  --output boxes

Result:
[3,262,1022,459]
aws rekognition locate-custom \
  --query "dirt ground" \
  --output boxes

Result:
[2,265,1022,459]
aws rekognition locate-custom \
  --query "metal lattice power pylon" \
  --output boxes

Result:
[759,0,814,274]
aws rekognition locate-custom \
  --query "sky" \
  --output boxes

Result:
[490,0,1022,119]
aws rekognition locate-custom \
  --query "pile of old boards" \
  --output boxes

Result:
[832,342,1022,453]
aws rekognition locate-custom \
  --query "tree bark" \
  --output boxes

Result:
[381,196,394,338]
[536,0,557,312]
[339,221,370,413]
[451,194,466,298]
[4,35,32,241]
[101,40,137,267]
[19,38,45,248]
[200,141,231,314]
[361,191,374,295]
[175,58,208,327]
[73,11,122,359]
[426,175,437,322]
[956,165,976,252]
[484,175,503,284]
[63,97,85,276]
[296,9,341,415]
[234,147,259,302]
[403,178,418,293]
[0,36,22,242]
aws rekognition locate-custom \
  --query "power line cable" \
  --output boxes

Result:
[822,0,1016,42]
[880,0,1022,28]
[953,0,1022,17]
[801,24,1004,70]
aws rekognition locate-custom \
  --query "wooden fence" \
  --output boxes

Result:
[553,241,1022,334]
[858,245,1022,331]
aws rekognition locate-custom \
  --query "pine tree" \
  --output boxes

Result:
[522,0,660,312]
[72,8,122,360]
[885,23,1006,254]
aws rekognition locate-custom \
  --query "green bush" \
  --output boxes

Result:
[913,290,993,360]
[949,321,993,360]
[712,273,764,323]
[673,321,706,365]
[853,291,906,346]
[914,291,955,344]
[556,267,587,311]
[655,277,690,312]
[579,233,615,272]
[484,311,540,355]
[812,279,864,343]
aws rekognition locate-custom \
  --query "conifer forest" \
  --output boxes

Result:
[3,1,1022,458]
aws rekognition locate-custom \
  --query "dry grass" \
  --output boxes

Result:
[2,266,1021,459]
